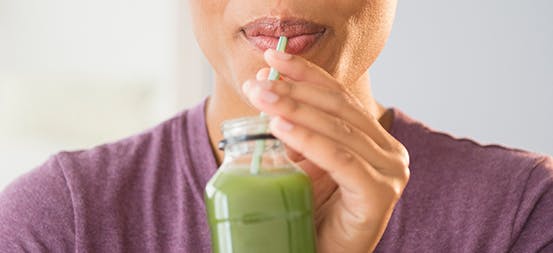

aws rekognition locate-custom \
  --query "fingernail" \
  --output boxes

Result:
[268,49,292,60]
[256,72,265,81]
[242,81,251,92]
[273,117,294,132]
[258,89,279,103]
[256,68,270,80]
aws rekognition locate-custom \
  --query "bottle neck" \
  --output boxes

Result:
[221,139,292,172]
[218,115,296,173]
[223,138,285,160]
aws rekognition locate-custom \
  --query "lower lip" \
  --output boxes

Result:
[243,32,324,55]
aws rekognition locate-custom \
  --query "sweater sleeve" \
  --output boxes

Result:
[509,156,553,252]
[0,155,75,252]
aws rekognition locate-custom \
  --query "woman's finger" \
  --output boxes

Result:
[264,49,340,89]
[244,82,396,173]
[244,78,396,151]
[269,116,380,196]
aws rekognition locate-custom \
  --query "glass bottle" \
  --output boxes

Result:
[205,116,316,253]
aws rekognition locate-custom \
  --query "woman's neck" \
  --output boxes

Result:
[205,72,391,165]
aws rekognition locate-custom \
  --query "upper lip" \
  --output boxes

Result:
[241,17,326,38]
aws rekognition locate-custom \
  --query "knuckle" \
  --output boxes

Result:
[389,181,404,199]
[384,143,410,184]
[330,91,348,114]
[390,142,410,169]
[338,92,350,105]
[276,80,295,96]
[282,98,301,116]
[397,145,410,168]
[391,160,410,184]
[401,167,411,184]
[334,147,356,166]
[340,92,355,105]
[299,129,316,146]
[378,178,406,201]
[294,62,311,80]
[333,118,353,136]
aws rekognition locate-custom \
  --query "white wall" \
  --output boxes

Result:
[371,0,553,155]
[0,0,211,190]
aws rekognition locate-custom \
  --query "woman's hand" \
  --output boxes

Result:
[242,49,410,253]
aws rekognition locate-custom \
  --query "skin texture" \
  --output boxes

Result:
[188,0,409,252]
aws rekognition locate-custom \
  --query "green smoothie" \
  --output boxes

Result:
[205,167,316,253]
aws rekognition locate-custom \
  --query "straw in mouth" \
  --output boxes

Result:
[250,36,288,174]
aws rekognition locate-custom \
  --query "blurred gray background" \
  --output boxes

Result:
[372,0,552,155]
[0,0,551,190]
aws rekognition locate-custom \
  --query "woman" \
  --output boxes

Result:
[1,0,551,252]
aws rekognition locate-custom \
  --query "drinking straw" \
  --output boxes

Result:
[250,36,288,174]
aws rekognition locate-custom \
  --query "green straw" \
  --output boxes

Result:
[250,36,288,174]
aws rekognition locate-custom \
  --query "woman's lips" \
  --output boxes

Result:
[241,17,326,55]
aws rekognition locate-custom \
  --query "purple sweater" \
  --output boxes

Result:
[1,99,552,252]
